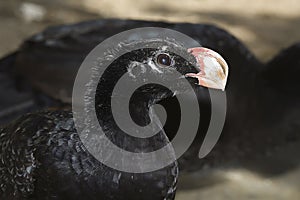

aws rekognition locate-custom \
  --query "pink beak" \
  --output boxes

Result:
[186,47,229,91]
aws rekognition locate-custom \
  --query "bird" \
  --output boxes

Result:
[0,30,229,199]
[1,18,299,179]
[0,18,255,167]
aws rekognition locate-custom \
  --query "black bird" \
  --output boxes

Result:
[1,18,299,181]
[0,31,228,199]
[1,19,260,166]
[0,19,250,171]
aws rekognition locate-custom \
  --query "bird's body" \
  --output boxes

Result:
[0,111,178,200]
[0,18,300,199]
[2,44,199,199]
[1,29,227,199]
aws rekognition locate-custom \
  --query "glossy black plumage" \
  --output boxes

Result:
[0,111,178,200]
[1,19,300,198]
[1,45,194,199]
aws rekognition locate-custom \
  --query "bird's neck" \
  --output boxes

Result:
[95,88,171,153]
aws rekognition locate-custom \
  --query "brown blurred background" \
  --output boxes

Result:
[0,0,299,199]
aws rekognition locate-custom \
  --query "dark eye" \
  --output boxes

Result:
[156,53,173,67]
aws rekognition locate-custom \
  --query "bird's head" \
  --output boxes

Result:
[95,41,229,136]
[99,43,227,89]
[111,44,229,102]
[74,39,230,173]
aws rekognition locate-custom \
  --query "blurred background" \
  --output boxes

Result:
[0,0,299,199]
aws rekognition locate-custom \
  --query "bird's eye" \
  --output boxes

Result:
[156,53,173,67]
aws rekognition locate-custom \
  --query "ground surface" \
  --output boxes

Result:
[0,0,299,199]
